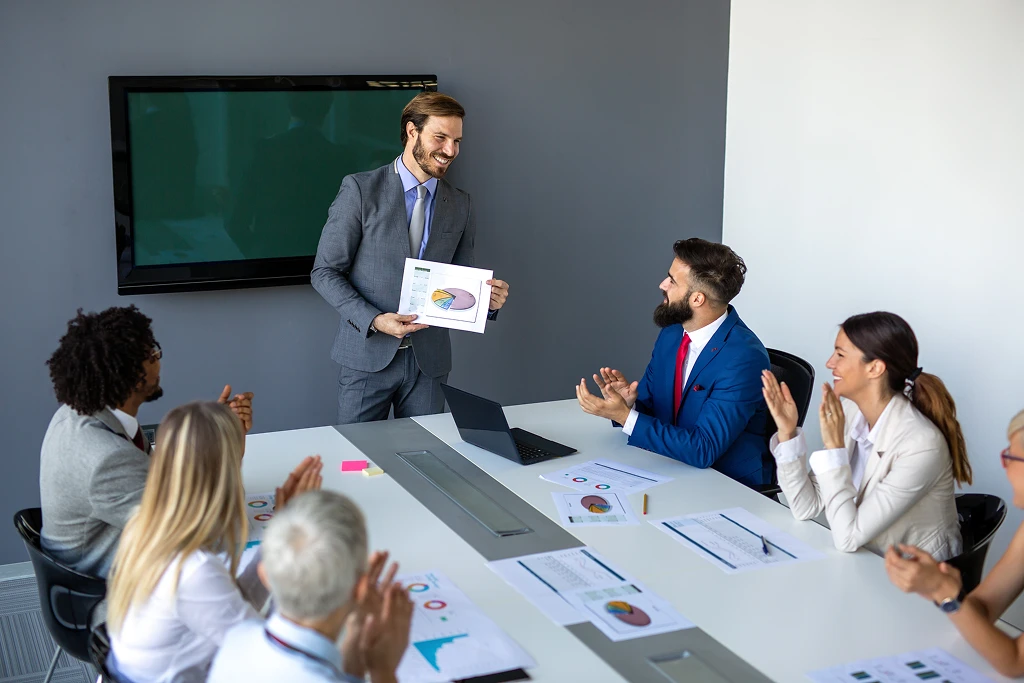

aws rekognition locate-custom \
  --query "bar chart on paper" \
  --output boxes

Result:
[396,571,535,683]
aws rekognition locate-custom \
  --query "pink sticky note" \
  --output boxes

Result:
[341,460,369,472]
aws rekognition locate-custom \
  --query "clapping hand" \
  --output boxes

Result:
[595,368,638,409]
[819,383,845,450]
[274,455,323,510]
[576,376,632,425]
[341,551,400,679]
[218,384,254,433]
[359,580,414,683]
[761,370,799,442]
[885,544,963,603]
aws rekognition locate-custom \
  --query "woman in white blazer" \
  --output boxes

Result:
[762,311,972,560]
[886,410,1024,678]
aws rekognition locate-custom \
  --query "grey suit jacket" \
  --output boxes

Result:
[39,404,150,577]
[311,161,475,378]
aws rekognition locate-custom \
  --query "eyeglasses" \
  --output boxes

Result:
[1001,448,1024,468]
[149,342,162,362]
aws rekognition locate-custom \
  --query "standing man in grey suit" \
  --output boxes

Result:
[312,92,510,424]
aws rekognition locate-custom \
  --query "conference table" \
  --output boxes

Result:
[242,399,1015,682]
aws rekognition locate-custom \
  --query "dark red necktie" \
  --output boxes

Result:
[672,332,692,418]
[131,428,145,452]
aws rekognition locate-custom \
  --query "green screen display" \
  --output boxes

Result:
[127,90,413,265]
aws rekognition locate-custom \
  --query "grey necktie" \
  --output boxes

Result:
[409,184,427,257]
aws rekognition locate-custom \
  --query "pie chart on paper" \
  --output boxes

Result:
[605,600,652,627]
[581,495,612,513]
[431,288,476,311]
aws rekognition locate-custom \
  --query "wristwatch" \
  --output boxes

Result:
[935,588,966,614]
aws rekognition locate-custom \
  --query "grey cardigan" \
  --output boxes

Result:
[39,404,150,577]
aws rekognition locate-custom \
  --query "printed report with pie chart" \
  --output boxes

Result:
[398,258,493,334]
[244,492,276,548]
[551,491,640,527]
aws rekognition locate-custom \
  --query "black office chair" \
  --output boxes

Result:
[753,348,815,498]
[946,494,1007,595]
[89,623,124,682]
[13,508,107,683]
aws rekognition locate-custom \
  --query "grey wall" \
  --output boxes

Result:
[0,0,730,563]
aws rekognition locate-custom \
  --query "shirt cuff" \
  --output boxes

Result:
[622,408,640,436]
[808,447,851,475]
[770,428,806,464]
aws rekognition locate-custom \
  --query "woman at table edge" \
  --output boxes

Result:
[761,311,972,560]
[887,410,1024,679]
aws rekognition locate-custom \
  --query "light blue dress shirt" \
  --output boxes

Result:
[207,612,362,683]
[395,156,438,259]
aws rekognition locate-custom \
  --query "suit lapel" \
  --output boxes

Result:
[682,308,739,396]
[95,408,130,439]
[858,398,904,495]
[384,162,414,258]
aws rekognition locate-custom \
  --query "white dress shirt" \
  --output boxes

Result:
[109,406,139,439]
[110,549,261,682]
[209,612,362,683]
[771,396,896,490]
[623,311,728,435]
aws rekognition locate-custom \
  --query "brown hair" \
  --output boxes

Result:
[672,238,747,304]
[841,312,972,486]
[400,92,465,146]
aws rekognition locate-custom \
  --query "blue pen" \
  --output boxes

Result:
[760,535,770,555]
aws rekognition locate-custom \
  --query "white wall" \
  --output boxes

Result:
[723,1,1024,625]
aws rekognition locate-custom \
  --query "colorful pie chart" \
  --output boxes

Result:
[247,500,268,508]
[253,513,273,522]
[581,495,612,513]
[605,600,652,627]
[431,288,476,311]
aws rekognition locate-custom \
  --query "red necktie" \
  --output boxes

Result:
[672,332,691,418]
[131,427,146,452]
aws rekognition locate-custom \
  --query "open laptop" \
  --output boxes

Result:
[441,384,577,465]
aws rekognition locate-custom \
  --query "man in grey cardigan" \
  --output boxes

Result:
[312,92,510,424]
[39,306,254,577]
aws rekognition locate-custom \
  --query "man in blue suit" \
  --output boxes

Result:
[576,238,770,487]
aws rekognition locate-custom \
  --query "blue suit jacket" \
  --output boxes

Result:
[626,307,771,487]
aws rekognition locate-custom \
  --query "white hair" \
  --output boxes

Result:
[261,490,368,620]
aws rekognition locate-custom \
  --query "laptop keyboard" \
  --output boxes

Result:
[515,441,552,461]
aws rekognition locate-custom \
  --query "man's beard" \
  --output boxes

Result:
[413,137,451,179]
[144,385,164,403]
[653,294,694,328]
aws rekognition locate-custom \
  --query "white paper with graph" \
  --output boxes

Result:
[806,647,995,683]
[397,258,493,333]
[244,491,276,549]
[551,491,639,527]
[396,570,535,683]
[651,507,825,574]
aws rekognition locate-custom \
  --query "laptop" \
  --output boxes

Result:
[440,384,577,465]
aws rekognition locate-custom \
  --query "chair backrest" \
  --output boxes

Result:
[947,494,1008,595]
[13,508,107,662]
[762,349,816,484]
[89,623,122,682]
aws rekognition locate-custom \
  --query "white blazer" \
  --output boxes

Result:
[773,396,962,561]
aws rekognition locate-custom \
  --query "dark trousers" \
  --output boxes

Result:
[336,348,447,424]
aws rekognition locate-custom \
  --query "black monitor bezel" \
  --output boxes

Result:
[108,74,437,295]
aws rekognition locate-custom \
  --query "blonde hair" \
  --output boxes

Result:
[1009,410,1024,441]
[107,401,246,634]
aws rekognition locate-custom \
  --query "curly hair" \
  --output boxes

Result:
[47,306,157,415]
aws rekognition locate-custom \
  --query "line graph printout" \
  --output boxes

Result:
[488,547,693,640]
[396,570,535,683]
[651,507,825,574]
[541,459,672,494]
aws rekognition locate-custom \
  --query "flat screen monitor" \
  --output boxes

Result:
[109,74,437,294]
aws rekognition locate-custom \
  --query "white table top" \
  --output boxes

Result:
[411,399,1016,683]
[241,422,626,683]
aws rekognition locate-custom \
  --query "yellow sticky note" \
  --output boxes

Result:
[362,466,384,477]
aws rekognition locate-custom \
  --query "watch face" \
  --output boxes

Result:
[939,598,961,613]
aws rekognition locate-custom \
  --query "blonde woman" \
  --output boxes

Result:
[106,401,322,682]
[886,410,1024,678]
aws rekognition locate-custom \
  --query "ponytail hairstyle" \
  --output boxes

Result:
[841,312,972,486]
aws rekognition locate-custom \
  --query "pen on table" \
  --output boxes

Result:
[760,534,770,556]
[642,494,648,515]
